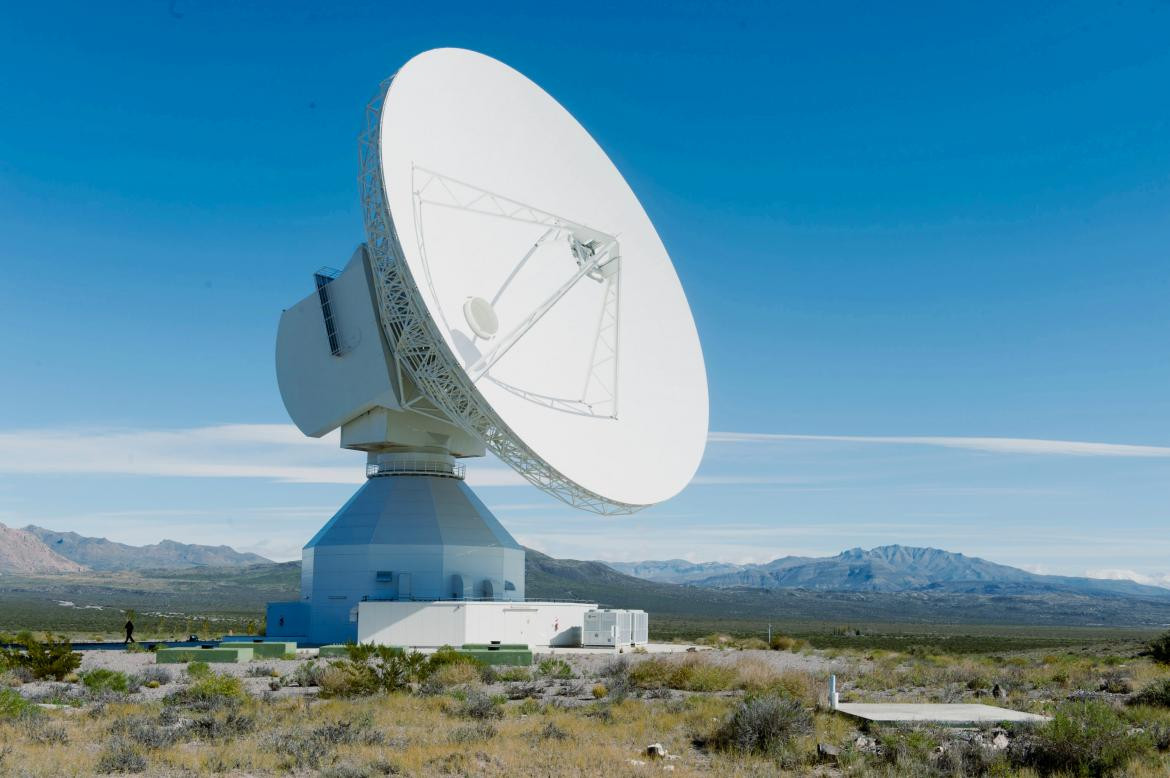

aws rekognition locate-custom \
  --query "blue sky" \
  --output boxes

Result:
[1,2,1167,581]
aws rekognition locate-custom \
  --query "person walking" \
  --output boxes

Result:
[124,617,135,644]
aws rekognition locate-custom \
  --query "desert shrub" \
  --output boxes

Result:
[185,661,212,680]
[592,683,608,698]
[537,657,573,679]
[427,645,482,675]
[23,716,68,744]
[168,672,246,710]
[937,737,1009,775]
[0,632,81,680]
[1146,631,1170,665]
[449,721,498,742]
[455,688,504,719]
[875,726,945,772]
[737,637,770,650]
[246,664,278,678]
[95,738,148,774]
[1011,700,1153,776]
[0,687,36,720]
[110,714,181,749]
[286,659,327,688]
[708,692,812,755]
[505,681,544,700]
[629,656,737,692]
[433,661,481,688]
[81,668,132,694]
[323,644,431,696]
[320,764,381,778]
[697,633,735,648]
[265,715,384,771]
[1099,670,1133,694]
[1129,678,1170,709]
[188,710,256,740]
[768,634,806,652]
[537,721,569,740]
[495,666,531,682]
[132,666,171,687]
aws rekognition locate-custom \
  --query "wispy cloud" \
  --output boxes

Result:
[1085,569,1170,589]
[710,432,1170,458]
[0,424,525,486]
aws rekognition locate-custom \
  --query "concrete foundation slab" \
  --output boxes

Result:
[835,703,1048,724]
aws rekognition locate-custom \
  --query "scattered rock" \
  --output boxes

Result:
[816,742,840,764]
[853,735,878,753]
[991,732,1010,750]
[646,743,667,759]
[992,683,1006,700]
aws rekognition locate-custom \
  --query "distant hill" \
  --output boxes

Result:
[22,525,271,571]
[0,523,87,574]
[606,559,748,584]
[605,545,1170,600]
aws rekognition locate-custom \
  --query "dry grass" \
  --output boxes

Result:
[2,645,1170,776]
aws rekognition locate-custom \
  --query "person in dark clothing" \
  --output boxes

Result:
[124,619,135,644]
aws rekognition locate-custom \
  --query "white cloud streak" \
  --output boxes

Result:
[1085,569,1170,589]
[710,432,1170,458]
[0,424,525,486]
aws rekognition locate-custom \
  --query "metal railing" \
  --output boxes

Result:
[365,459,466,479]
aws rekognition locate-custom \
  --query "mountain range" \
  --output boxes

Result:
[0,523,270,574]
[606,545,1170,599]
[2,530,1170,632]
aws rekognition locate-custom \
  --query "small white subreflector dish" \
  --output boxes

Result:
[365,48,708,511]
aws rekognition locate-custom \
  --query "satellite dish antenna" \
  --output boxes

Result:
[271,48,708,645]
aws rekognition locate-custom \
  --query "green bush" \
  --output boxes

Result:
[0,632,81,681]
[0,688,37,720]
[319,643,432,697]
[81,668,131,694]
[1129,678,1170,709]
[186,661,212,679]
[708,693,812,755]
[537,657,573,679]
[1011,700,1153,776]
[428,645,482,673]
[629,656,737,691]
[1148,631,1170,665]
[769,634,807,652]
[168,672,246,710]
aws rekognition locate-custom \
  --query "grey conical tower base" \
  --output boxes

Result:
[295,475,524,645]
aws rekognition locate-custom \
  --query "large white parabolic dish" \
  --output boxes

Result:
[362,48,707,511]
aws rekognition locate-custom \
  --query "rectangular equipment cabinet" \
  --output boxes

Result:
[583,608,648,647]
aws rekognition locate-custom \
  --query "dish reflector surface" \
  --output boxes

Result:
[371,48,707,509]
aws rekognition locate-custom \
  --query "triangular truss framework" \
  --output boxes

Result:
[411,167,620,419]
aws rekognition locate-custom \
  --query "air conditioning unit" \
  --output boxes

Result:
[582,609,648,647]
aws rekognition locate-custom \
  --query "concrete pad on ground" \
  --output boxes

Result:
[835,703,1048,724]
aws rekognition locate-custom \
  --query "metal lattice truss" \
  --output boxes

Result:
[411,167,621,419]
[358,75,640,515]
